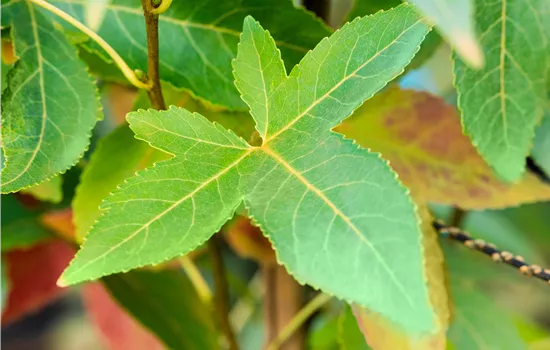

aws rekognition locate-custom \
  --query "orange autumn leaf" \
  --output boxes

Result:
[225,216,276,266]
[335,87,550,209]
[40,208,76,243]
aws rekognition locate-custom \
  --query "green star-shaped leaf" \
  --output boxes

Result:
[61,5,434,333]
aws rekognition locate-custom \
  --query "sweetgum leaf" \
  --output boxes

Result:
[62,6,434,333]
[1,1,100,193]
[351,204,449,350]
[336,88,550,209]
[73,124,168,242]
[453,0,550,181]
[346,0,441,73]
[52,0,331,109]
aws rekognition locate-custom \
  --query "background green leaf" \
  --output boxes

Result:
[453,0,550,181]
[1,1,100,193]
[21,175,63,203]
[52,0,331,109]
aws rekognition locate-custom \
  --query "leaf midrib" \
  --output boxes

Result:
[61,148,254,282]
[3,1,48,187]
[262,18,423,144]
[261,146,415,308]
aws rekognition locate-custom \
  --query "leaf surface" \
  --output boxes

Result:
[1,1,100,192]
[453,0,550,181]
[62,6,434,333]
[336,88,550,209]
[351,203,449,350]
[73,86,255,242]
[52,0,331,109]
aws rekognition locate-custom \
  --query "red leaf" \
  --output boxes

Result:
[2,240,75,324]
[82,283,164,350]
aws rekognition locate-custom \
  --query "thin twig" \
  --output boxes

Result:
[30,0,149,90]
[141,0,166,110]
[208,235,239,350]
[434,220,550,285]
[266,293,331,350]
[179,256,212,303]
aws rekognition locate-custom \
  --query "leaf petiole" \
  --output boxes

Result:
[29,0,151,90]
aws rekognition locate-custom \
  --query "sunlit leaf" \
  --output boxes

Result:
[453,0,550,181]
[1,1,100,192]
[61,7,434,333]
[336,87,550,209]
[407,0,483,68]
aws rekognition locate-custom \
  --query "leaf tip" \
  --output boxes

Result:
[56,276,68,288]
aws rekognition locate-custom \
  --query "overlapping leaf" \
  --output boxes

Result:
[407,0,482,68]
[1,0,100,193]
[52,0,331,109]
[532,106,550,176]
[62,6,434,333]
[21,175,63,203]
[351,204,449,350]
[336,88,550,209]
[453,0,550,181]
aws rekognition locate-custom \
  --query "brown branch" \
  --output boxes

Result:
[141,0,166,110]
[208,235,239,350]
[262,265,304,350]
[433,220,550,285]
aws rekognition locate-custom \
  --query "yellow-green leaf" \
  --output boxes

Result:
[336,87,550,209]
